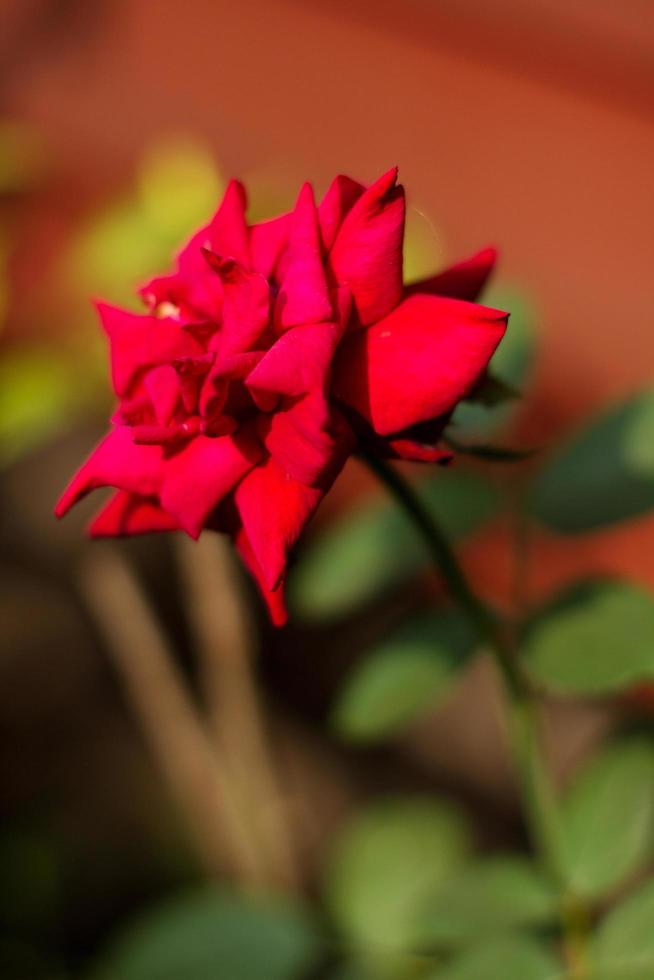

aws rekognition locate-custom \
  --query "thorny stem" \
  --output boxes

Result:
[361,454,589,974]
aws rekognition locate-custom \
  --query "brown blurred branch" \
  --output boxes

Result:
[79,545,269,888]
[176,533,301,893]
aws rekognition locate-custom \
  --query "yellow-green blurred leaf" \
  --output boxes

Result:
[67,138,223,304]
[0,345,106,465]
[137,138,224,239]
[425,935,560,980]
[324,797,471,959]
[591,877,654,979]
[418,856,558,948]
[559,737,654,899]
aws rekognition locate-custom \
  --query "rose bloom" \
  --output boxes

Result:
[56,168,507,624]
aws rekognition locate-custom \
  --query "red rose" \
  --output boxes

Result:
[56,168,507,624]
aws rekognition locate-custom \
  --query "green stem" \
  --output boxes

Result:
[360,454,564,882]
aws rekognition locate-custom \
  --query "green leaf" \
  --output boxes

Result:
[90,887,321,980]
[559,738,654,899]
[591,877,654,979]
[523,581,654,696]
[450,288,535,440]
[466,373,520,408]
[529,389,654,533]
[325,961,398,980]
[425,935,560,980]
[444,436,536,463]
[323,798,471,955]
[331,610,478,742]
[289,468,499,621]
[418,856,558,948]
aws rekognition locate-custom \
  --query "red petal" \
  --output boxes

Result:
[55,427,164,517]
[97,303,204,397]
[235,456,325,590]
[89,491,178,536]
[407,247,497,303]
[384,438,453,464]
[246,319,343,398]
[332,293,508,436]
[160,429,262,538]
[139,180,250,320]
[145,365,180,425]
[327,167,405,326]
[318,174,364,251]
[262,390,354,486]
[234,526,288,626]
[199,351,263,417]
[206,179,250,267]
[276,183,332,328]
[203,253,270,354]
[141,228,223,323]
[249,212,290,279]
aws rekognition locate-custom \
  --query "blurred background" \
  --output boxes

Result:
[2,1,654,978]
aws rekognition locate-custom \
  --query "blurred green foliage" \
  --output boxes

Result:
[289,468,499,621]
[89,887,320,980]
[417,856,558,949]
[523,580,654,696]
[324,798,471,963]
[530,389,654,532]
[557,737,654,900]
[590,877,654,979]
[0,344,106,465]
[331,610,478,742]
[424,935,560,980]
[68,138,223,306]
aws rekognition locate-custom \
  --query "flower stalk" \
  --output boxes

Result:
[360,453,587,967]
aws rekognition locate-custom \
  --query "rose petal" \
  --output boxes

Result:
[249,212,290,279]
[328,167,405,326]
[235,456,325,590]
[332,292,508,435]
[145,365,180,425]
[160,429,262,538]
[262,390,354,486]
[202,252,270,354]
[407,246,497,303]
[89,491,178,536]
[246,320,343,398]
[97,303,204,397]
[318,174,364,251]
[276,183,332,328]
[384,438,453,464]
[55,427,164,517]
[234,525,288,626]
[206,178,250,267]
